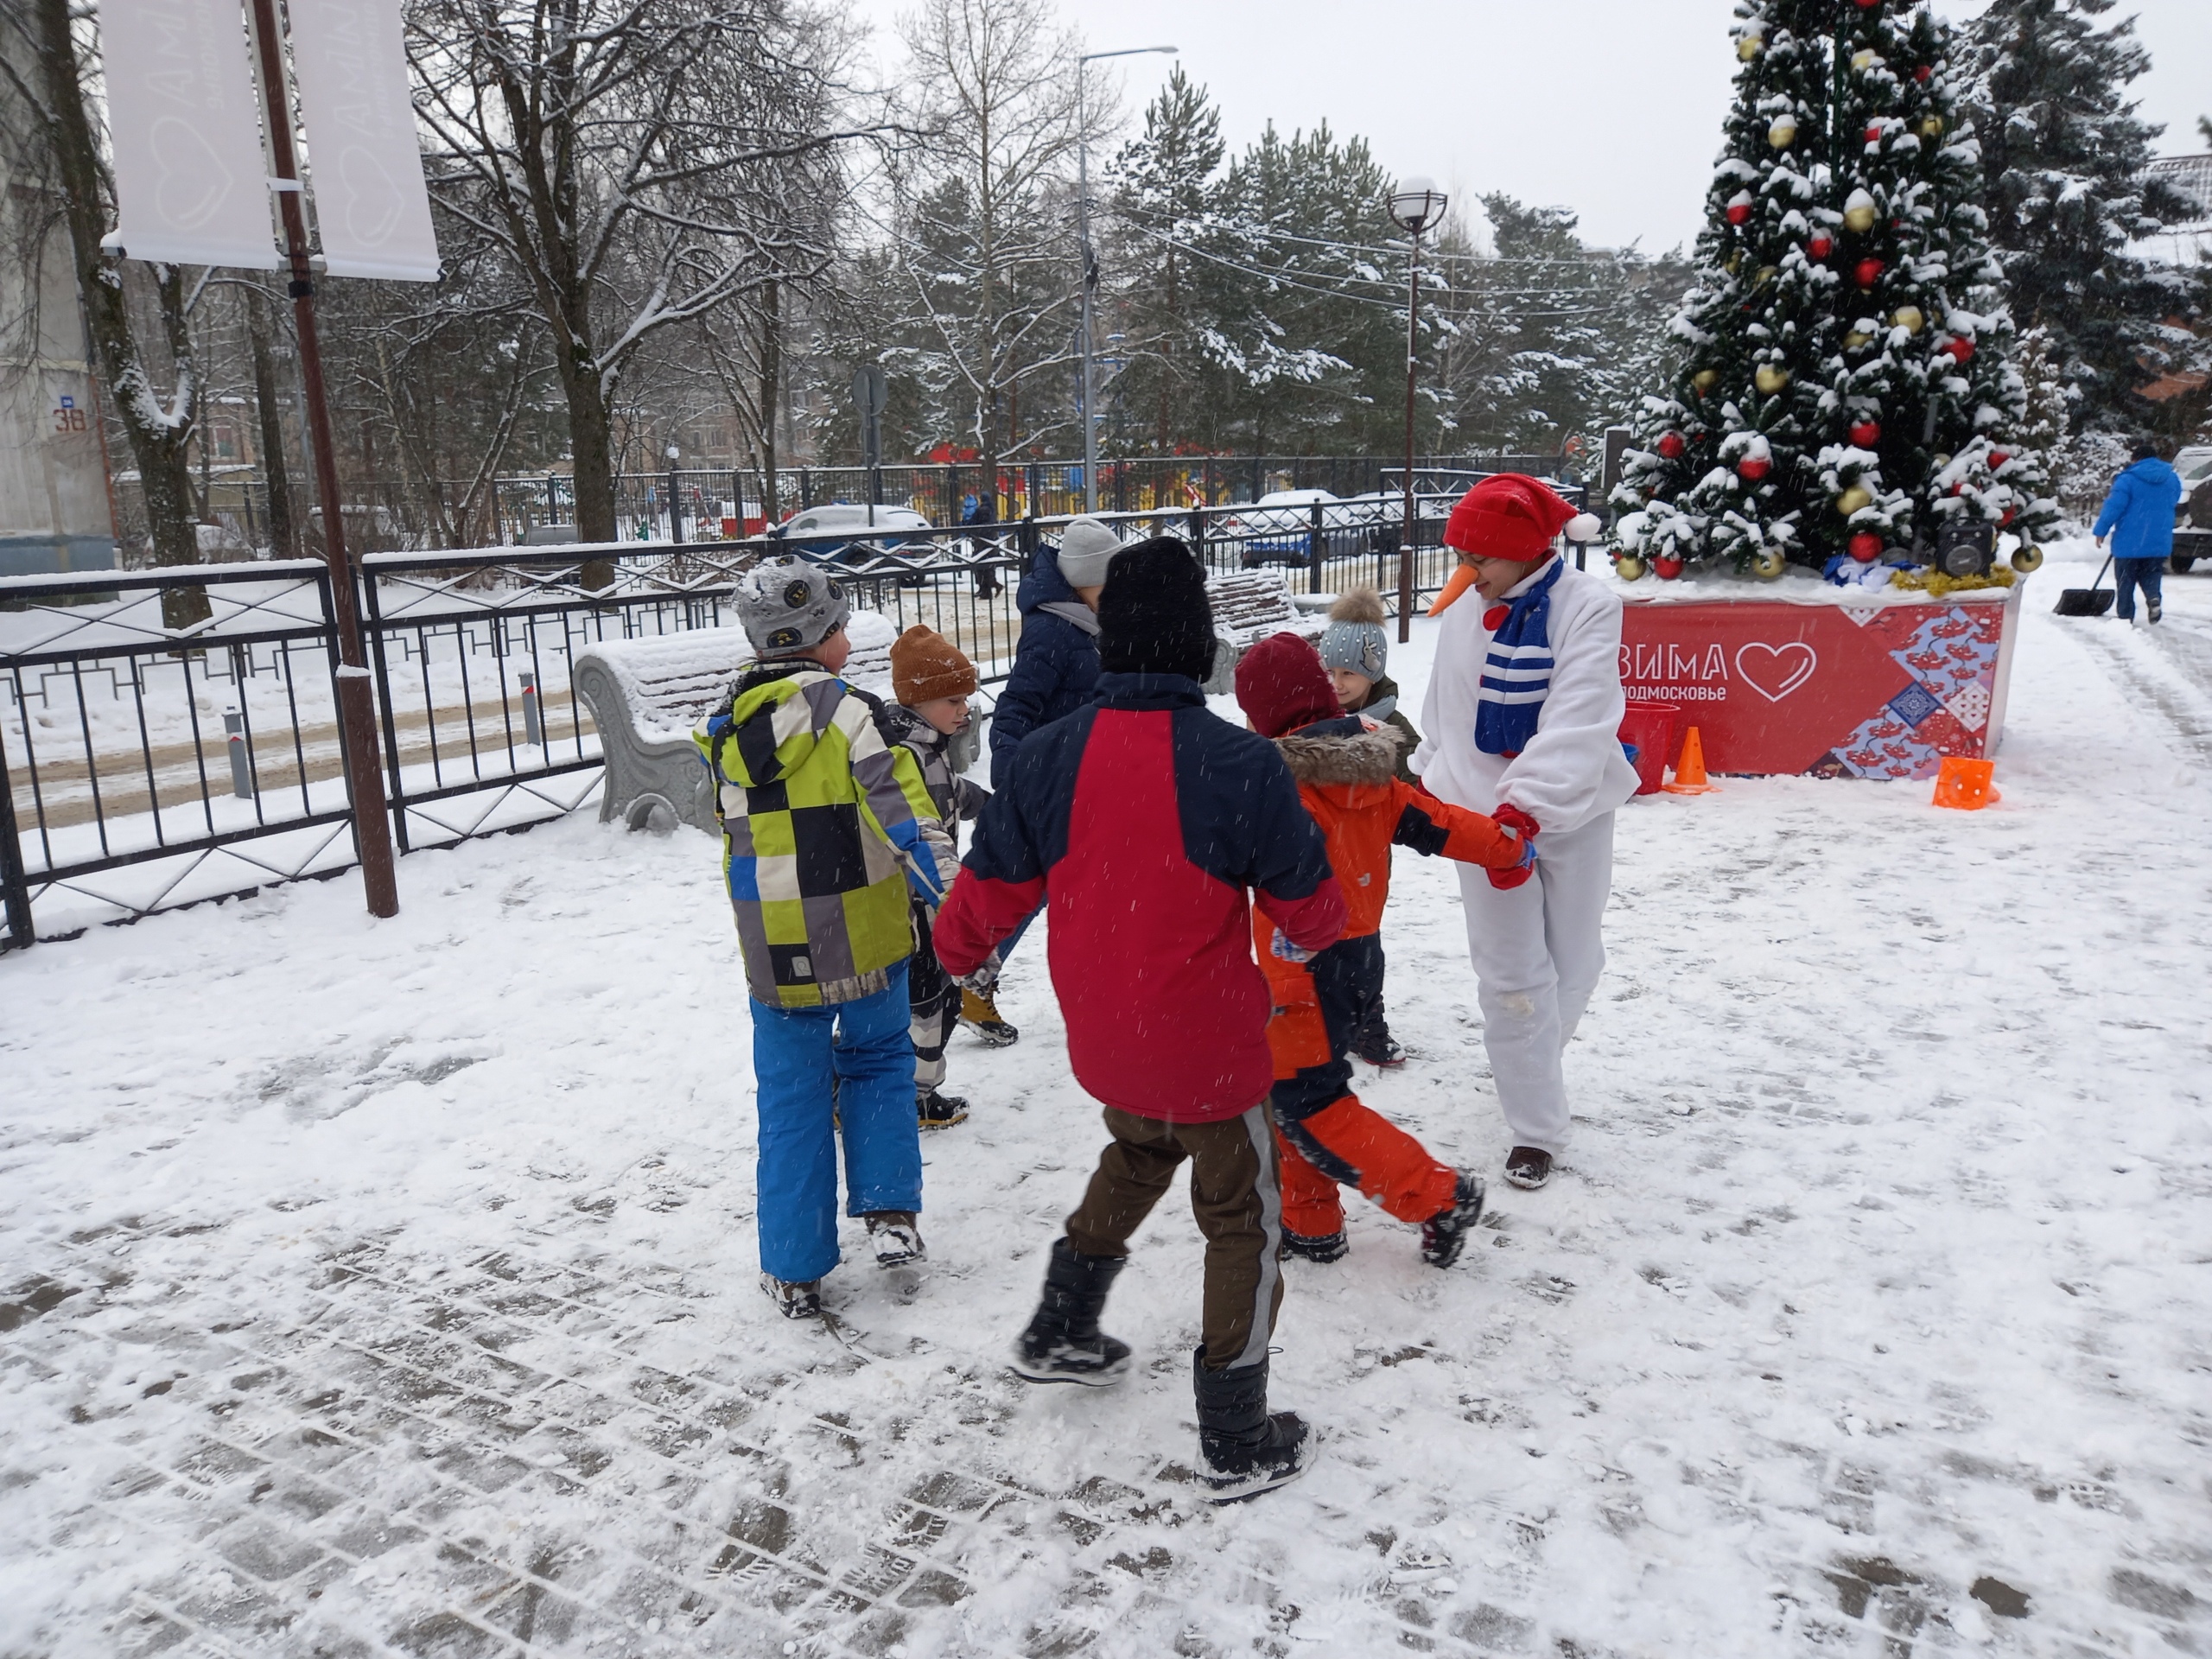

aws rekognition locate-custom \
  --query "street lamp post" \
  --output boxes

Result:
[1077,45,1177,514]
[1388,177,1449,644]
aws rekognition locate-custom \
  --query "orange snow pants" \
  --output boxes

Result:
[1264,933,1457,1240]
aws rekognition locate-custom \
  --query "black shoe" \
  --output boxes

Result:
[1010,1238,1132,1385]
[959,989,1020,1047]
[760,1274,823,1319]
[864,1211,925,1268]
[1354,1035,1406,1068]
[1420,1172,1487,1268]
[1504,1147,1553,1190]
[917,1089,969,1130]
[2148,598,2162,623]
[1194,1349,1316,1502]
[1281,1229,1349,1263]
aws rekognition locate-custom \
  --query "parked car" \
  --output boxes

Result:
[2171,447,2212,574]
[1217,490,1370,567]
[769,504,936,568]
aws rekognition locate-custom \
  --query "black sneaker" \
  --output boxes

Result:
[864,1211,925,1268]
[959,989,1020,1047]
[917,1089,969,1130]
[1504,1147,1554,1190]
[1281,1230,1349,1263]
[1419,1172,1487,1268]
[1354,1035,1406,1068]
[760,1274,823,1319]
[2148,598,2162,623]
[1011,1238,1131,1386]
[1194,1351,1317,1502]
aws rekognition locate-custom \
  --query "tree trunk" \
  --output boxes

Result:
[29,0,205,623]
[758,281,781,523]
[246,292,295,560]
[562,342,618,588]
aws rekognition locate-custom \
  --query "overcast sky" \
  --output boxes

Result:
[842,0,2212,255]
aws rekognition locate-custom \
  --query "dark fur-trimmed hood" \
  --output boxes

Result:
[1274,719,1406,786]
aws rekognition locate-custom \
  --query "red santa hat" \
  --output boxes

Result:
[1444,474,1602,563]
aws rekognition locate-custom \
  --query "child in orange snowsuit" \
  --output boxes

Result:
[1233,632,1535,1266]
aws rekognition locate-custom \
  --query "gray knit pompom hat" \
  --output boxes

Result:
[1318,586,1388,681]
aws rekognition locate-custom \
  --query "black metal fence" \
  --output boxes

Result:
[3,484,1583,950]
[137,454,1587,563]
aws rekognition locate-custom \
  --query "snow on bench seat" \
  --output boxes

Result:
[1203,569,1327,694]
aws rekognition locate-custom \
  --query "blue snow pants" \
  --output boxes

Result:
[750,963,921,1284]
[2114,556,2164,621]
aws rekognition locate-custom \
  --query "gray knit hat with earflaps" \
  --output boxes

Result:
[735,556,851,655]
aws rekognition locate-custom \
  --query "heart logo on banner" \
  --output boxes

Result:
[340,147,404,247]
[149,117,234,232]
[1734,641,1819,702]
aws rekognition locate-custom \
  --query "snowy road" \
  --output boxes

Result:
[3,552,2210,1658]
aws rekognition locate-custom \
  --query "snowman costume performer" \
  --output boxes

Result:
[1413,475,1637,1189]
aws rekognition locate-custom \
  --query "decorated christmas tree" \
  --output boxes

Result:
[1615,2,2060,580]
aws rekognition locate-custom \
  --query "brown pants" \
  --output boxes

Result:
[1064,1103,1285,1370]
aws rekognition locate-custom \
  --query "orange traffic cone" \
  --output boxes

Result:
[1428,563,1479,616]
[1662,726,1719,794]
[1931,755,1999,810]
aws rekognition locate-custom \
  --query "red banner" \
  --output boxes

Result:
[1617,588,2021,779]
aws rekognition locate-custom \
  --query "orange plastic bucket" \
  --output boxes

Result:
[1931,756,1999,810]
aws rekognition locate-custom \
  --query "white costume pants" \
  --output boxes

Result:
[1454,811,1614,1154]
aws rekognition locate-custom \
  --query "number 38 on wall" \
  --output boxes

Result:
[53,394,87,433]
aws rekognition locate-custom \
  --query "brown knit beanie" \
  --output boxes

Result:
[891,624,977,704]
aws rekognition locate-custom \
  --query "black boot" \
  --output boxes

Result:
[1010,1238,1132,1386]
[1420,1171,1486,1268]
[1193,1349,1315,1502]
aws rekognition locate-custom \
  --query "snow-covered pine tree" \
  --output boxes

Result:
[1612,0,1839,576]
[1962,0,2198,440]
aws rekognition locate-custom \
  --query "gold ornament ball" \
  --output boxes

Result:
[1753,550,1788,580]
[1615,555,1649,582]
[1725,249,1745,275]
[1754,365,1792,394]
[1851,48,1878,70]
[1918,116,1944,139]
[1892,304,1925,334]
[1845,328,1874,351]
[1738,35,1763,60]
[1835,485,1874,516]
[1843,202,1878,233]
[1692,368,1721,394]
[1768,116,1798,149]
[2012,545,2044,573]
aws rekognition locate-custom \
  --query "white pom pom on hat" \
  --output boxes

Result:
[1564,512,1603,543]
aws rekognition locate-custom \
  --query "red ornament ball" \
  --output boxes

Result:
[1483,605,1510,632]
[1737,454,1772,482]
[1726,200,1752,226]
[1657,431,1687,460]
[1941,336,1976,364]
[1988,448,2012,468]
[1853,257,1885,289]
[1654,556,1685,581]
[1849,419,1882,448]
[1848,531,1884,563]
[1999,506,2018,527]
[1854,0,1879,10]
[1808,234,1834,261]
[1864,123,1884,144]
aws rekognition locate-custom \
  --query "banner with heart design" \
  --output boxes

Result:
[1617,585,2023,779]
[289,0,441,280]
[102,0,280,269]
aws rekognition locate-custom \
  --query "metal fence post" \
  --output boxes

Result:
[521,668,543,747]
[1308,499,1325,595]
[0,719,33,951]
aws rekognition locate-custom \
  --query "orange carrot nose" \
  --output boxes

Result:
[1428,563,1480,616]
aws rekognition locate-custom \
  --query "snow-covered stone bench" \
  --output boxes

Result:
[1203,569,1329,695]
[573,611,899,834]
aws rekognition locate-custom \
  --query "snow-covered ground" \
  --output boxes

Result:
[3,548,2210,1659]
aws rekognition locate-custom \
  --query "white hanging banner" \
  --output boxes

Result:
[99,0,279,269]
[287,0,441,281]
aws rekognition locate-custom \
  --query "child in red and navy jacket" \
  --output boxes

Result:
[935,539,1344,1503]
[1233,632,1531,1268]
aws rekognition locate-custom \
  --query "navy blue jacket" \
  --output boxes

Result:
[988,545,1102,768]
[938,673,1344,1122]
[2093,457,2184,563]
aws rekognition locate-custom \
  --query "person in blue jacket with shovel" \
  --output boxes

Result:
[2094,440,2185,625]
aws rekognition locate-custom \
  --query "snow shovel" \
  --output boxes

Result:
[2054,554,2114,617]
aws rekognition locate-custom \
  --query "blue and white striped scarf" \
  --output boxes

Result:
[1475,557,1564,756]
